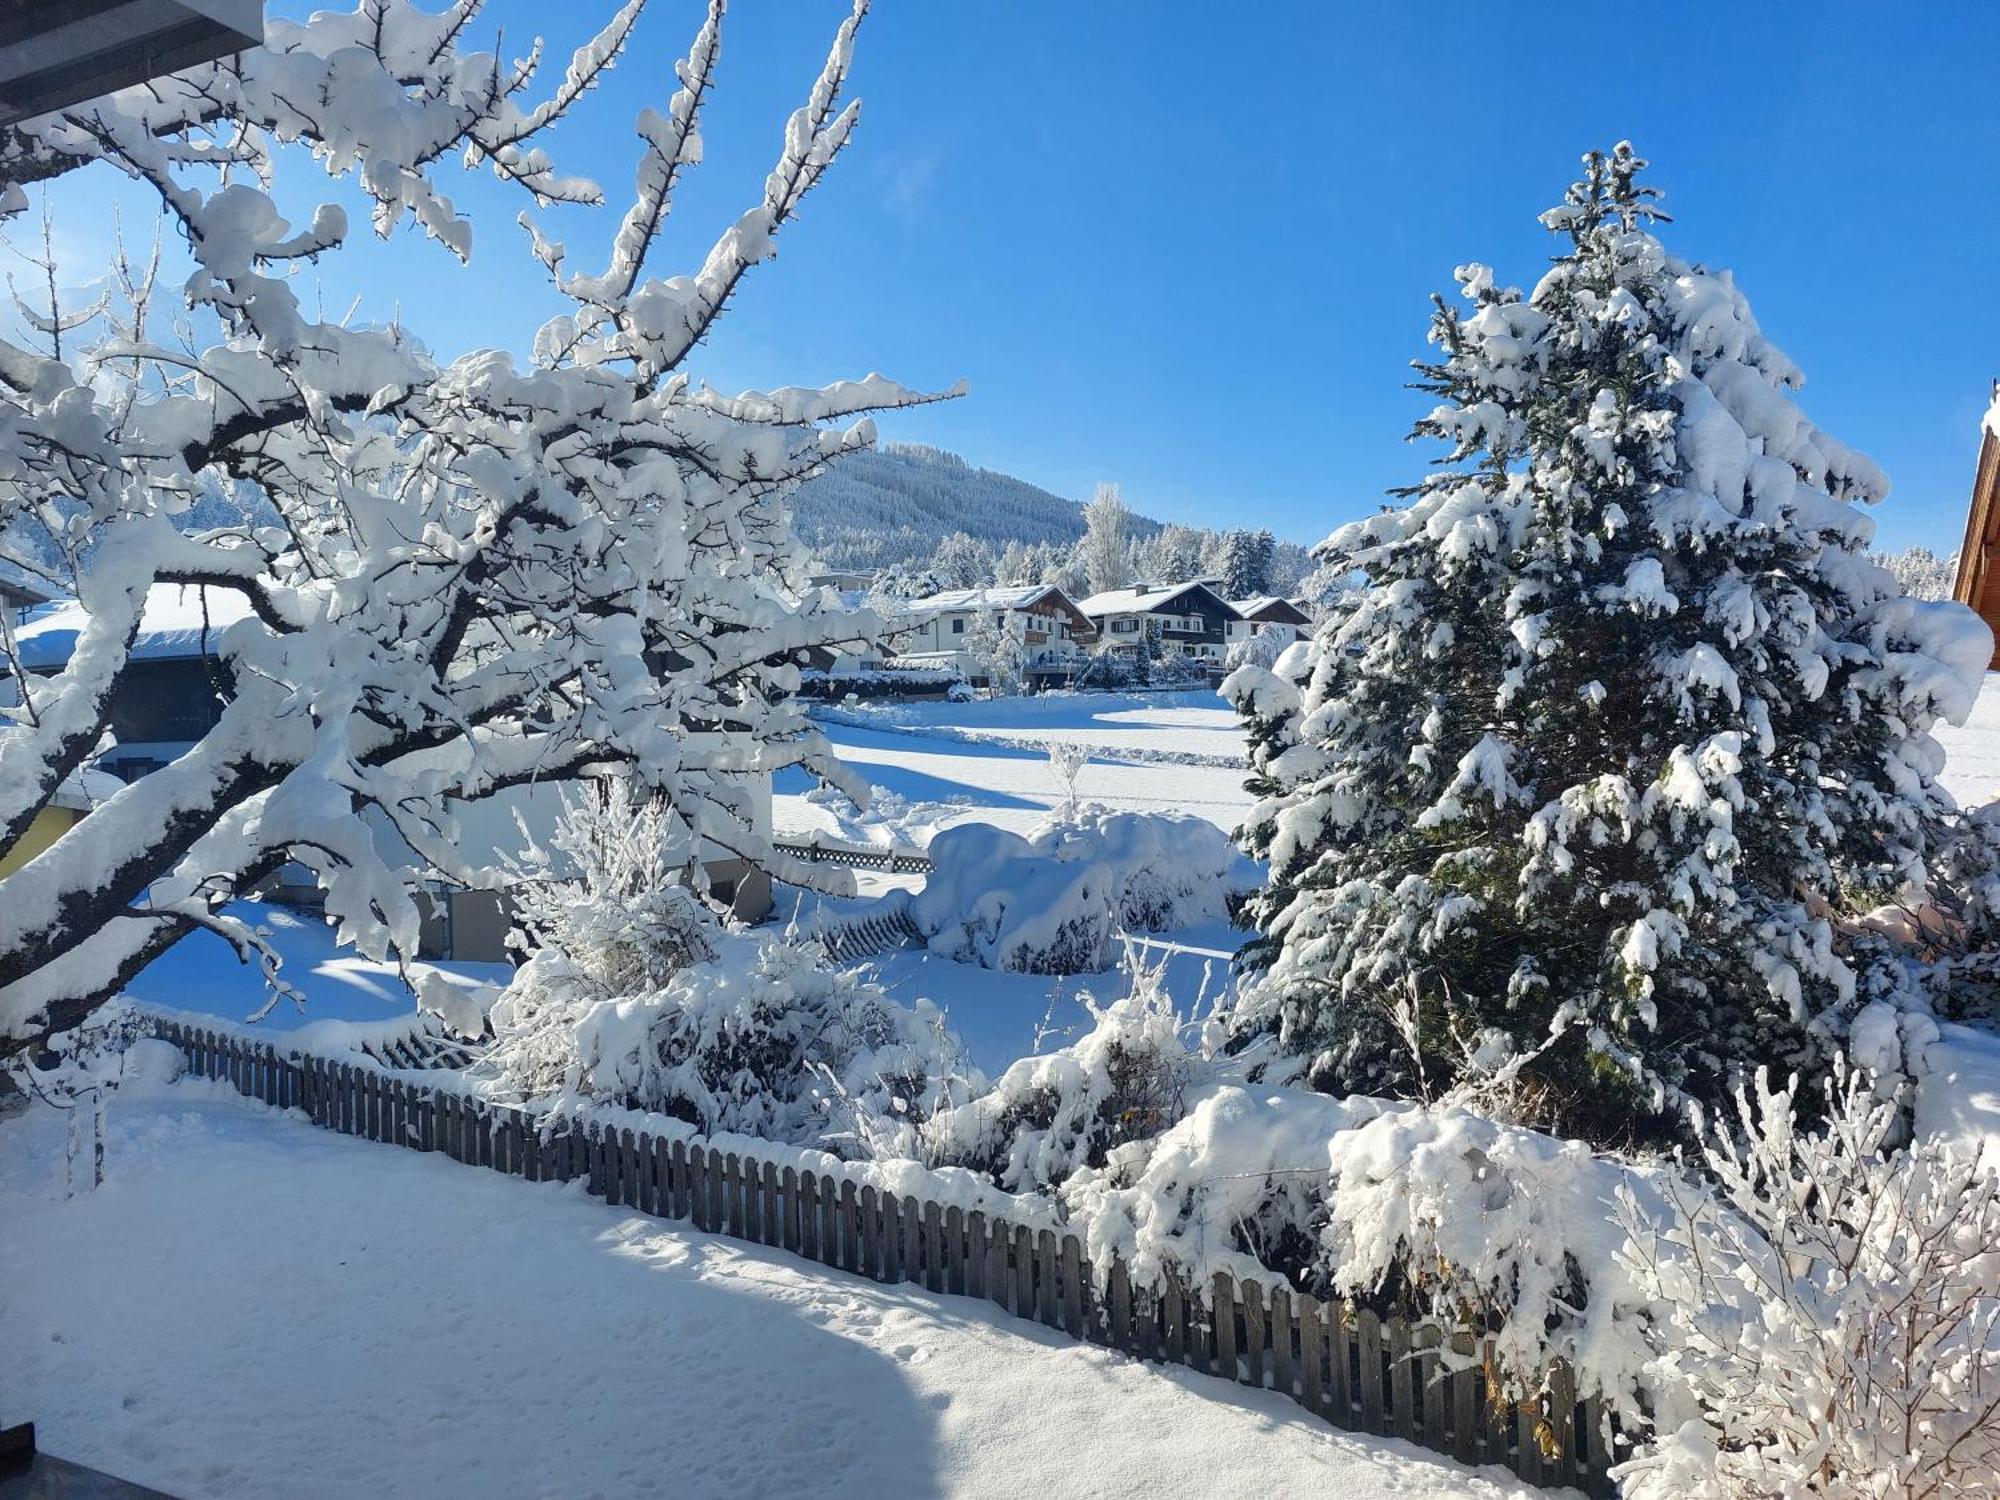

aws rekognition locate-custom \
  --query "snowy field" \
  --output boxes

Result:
[0,1084,1551,1500]
[774,690,1253,846]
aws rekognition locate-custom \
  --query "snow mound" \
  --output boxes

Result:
[901,810,1257,974]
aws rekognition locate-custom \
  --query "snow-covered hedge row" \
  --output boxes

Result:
[898,809,1255,974]
[795,666,963,700]
[919,982,1665,1417]
[926,983,1193,1194]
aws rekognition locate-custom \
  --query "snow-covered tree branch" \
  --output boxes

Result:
[0,0,959,1061]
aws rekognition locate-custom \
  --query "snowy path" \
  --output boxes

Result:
[0,1086,1554,1500]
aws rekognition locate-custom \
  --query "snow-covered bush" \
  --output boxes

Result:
[1074,642,1208,693]
[1054,1070,1665,1414]
[478,931,976,1152]
[1615,1062,2000,1499]
[501,778,720,998]
[905,824,1119,974]
[1229,142,1994,1145]
[901,810,1251,973]
[0,1,940,1062]
[926,953,1192,1194]
[1030,806,1251,931]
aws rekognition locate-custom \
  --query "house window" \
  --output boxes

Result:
[951,618,965,634]
[1111,618,1138,634]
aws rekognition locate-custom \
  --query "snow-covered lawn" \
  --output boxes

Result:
[0,1085,1552,1500]
[1936,670,2000,808]
[120,899,506,1031]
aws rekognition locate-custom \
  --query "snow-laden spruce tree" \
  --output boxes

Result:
[0,0,953,1063]
[1227,144,1994,1141]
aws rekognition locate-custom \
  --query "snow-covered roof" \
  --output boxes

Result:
[1074,580,1231,618]
[9,583,258,671]
[0,556,53,607]
[899,584,1069,614]
[1229,595,1311,623]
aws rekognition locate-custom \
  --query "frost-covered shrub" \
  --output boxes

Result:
[2,1000,153,1195]
[926,960,1191,1194]
[1615,1063,2000,1499]
[478,933,977,1152]
[1046,742,1092,818]
[901,810,1250,974]
[504,779,720,998]
[1225,622,1293,673]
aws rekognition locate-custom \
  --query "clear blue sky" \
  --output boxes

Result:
[26,0,2000,552]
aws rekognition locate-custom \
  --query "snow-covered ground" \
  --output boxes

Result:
[776,690,1253,845]
[788,887,1240,1074]
[0,1084,1553,1500]
[1936,671,2000,808]
[121,899,506,1030]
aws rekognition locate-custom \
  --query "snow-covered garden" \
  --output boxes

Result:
[4,4,2000,1499]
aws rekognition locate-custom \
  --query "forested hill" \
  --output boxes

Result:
[790,443,1156,570]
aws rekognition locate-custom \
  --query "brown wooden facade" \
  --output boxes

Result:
[1951,391,2000,670]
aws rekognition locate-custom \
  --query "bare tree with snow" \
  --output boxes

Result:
[1079,482,1134,596]
[0,0,955,1062]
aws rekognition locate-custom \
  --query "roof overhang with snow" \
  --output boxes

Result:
[0,558,53,608]
[0,0,263,127]
[8,582,256,670]
[1229,595,1311,626]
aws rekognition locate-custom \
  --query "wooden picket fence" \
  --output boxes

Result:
[147,1015,1620,1495]
[812,903,925,963]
